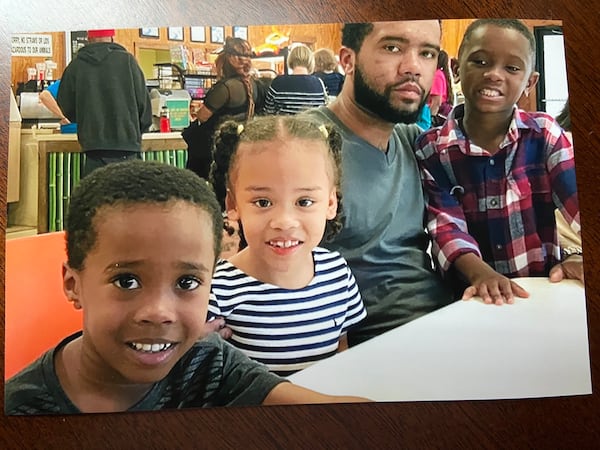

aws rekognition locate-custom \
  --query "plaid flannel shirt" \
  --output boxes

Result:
[415,104,580,278]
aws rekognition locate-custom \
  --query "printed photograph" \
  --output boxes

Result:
[5,19,590,416]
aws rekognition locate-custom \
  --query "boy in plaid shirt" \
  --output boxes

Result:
[415,19,582,305]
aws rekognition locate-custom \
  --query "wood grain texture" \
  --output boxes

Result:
[1,0,599,447]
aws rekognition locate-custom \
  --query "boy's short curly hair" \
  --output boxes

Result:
[458,19,536,68]
[66,160,223,270]
[210,114,344,245]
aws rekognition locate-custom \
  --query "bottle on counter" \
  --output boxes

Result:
[159,105,171,133]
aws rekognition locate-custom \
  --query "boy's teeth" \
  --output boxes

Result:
[130,342,173,353]
[480,89,500,97]
[270,240,298,248]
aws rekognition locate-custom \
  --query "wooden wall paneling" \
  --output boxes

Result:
[1,1,600,448]
[441,18,473,57]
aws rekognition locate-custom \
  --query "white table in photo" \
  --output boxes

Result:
[288,278,592,401]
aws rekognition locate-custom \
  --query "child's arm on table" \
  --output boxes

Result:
[262,381,371,405]
[454,253,529,305]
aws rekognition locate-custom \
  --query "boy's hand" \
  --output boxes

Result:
[462,275,530,305]
[455,253,530,305]
[205,317,233,339]
[549,255,584,284]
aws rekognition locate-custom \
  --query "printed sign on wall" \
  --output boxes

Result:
[11,34,53,57]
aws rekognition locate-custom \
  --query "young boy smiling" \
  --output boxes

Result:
[5,160,368,414]
[415,19,581,305]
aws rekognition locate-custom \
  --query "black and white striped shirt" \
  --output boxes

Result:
[264,74,327,115]
[208,248,366,375]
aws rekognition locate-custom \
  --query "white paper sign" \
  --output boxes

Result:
[11,34,53,57]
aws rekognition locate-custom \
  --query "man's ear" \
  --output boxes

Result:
[63,262,82,310]
[326,188,338,220]
[338,46,356,76]
[524,71,540,97]
[225,191,240,221]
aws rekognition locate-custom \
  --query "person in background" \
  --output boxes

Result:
[183,37,267,180]
[450,56,464,105]
[38,80,77,134]
[208,115,366,375]
[264,44,327,115]
[428,49,454,126]
[556,100,571,134]
[415,19,582,306]
[57,29,152,177]
[304,21,455,347]
[5,160,370,415]
[313,48,345,99]
[555,100,583,252]
[416,103,433,130]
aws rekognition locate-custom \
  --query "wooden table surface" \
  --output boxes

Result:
[2,1,599,448]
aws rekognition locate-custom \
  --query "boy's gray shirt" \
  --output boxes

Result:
[5,332,285,415]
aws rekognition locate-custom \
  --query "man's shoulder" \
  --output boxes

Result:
[301,106,332,123]
[393,122,422,141]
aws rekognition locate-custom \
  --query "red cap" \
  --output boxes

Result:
[87,29,115,39]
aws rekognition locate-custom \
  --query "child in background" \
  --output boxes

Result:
[5,160,369,414]
[264,44,328,115]
[428,49,454,126]
[415,19,581,305]
[313,48,345,99]
[208,115,366,375]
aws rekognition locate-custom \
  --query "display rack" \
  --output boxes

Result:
[184,73,218,100]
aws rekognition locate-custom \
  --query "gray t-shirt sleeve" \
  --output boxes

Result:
[211,334,288,406]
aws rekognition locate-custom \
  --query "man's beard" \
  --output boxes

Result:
[354,63,427,124]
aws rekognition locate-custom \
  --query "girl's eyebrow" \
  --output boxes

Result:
[244,185,272,192]
[296,186,324,192]
[244,186,324,192]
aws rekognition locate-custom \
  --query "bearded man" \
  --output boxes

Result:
[306,21,454,346]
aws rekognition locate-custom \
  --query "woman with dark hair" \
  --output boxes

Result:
[183,37,267,180]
